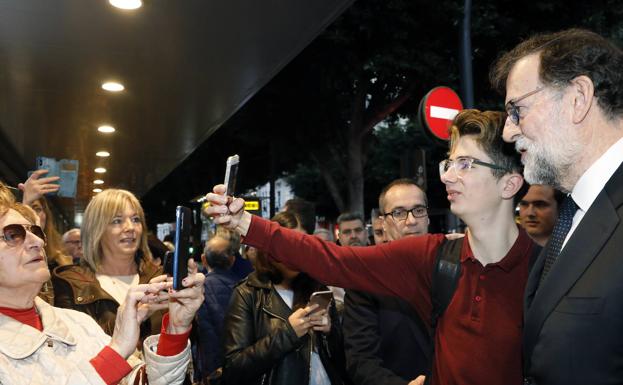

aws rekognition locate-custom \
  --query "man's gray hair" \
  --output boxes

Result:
[62,228,80,242]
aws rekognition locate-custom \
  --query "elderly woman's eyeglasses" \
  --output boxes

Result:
[505,87,544,125]
[383,206,428,221]
[0,224,46,246]
[439,156,508,179]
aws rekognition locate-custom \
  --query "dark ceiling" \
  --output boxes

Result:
[0,0,354,220]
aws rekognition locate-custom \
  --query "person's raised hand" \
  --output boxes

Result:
[109,281,168,359]
[203,184,251,236]
[18,169,60,205]
[166,259,205,334]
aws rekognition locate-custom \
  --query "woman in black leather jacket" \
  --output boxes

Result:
[221,211,349,385]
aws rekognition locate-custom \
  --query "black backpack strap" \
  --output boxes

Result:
[430,237,463,330]
[424,237,463,385]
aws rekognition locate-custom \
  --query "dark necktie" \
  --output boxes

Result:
[539,196,579,286]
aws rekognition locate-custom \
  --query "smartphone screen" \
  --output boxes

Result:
[172,206,191,290]
[308,290,333,314]
[224,155,239,196]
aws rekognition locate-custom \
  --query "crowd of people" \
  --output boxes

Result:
[0,27,621,385]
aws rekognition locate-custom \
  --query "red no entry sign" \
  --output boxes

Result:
[421,87,463,141]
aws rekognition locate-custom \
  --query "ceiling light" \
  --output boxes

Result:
[94,179,104,185]
[93,188,103,193]
[98,125,115,133]
[102,82,125,92]
[95,167,107,174]
[96,151,110,157]
[109,0,142,10]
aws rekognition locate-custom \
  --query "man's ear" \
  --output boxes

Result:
[201,253,207,267]
[570,75,594,124]
[500,173,524,200]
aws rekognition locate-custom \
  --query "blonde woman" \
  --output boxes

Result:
[53,189,164,337]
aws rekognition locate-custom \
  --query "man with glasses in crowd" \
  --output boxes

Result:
[492,29,623,385]
[62,228,83,263]
[343,179,431,385]
[206,109,536,385]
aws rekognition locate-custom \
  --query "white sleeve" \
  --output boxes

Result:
[142,334,191,385]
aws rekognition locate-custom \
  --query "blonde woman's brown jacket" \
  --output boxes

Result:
[52,260,164,338]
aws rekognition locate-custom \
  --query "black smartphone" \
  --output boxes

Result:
[224,155,239,196]
[171,206,192,290]
[308,290,333,314]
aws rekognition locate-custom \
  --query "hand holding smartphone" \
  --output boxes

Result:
[195,154,239,205]
[34,156,79,198]
[165,206,192,290]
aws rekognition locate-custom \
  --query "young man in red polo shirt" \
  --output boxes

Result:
[206,109,535,385]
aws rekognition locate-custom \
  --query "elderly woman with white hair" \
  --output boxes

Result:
[0,192,205,384]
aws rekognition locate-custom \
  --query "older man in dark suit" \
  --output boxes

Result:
[494,28,623,385]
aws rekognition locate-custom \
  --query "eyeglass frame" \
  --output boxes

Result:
[505,87,544,126]
[0,224,47,247]
[439,156,509,179]
[382,205,428,221]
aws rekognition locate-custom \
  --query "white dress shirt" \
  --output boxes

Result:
[564,137,623,248]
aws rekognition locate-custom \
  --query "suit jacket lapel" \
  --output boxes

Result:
[523,188,620,363]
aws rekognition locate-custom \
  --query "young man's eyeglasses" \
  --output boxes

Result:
[439,156,508,179]
[383,206,428,221]
[505,87,544,125]
[0,224,47,247]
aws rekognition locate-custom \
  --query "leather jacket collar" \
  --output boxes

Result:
[244,272,293,321]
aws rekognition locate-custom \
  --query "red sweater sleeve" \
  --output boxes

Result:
[157,313,191,356]
[244,215,445,323]
[90,346,132,385]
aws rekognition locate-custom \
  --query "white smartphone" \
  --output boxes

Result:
[224,155,239,196]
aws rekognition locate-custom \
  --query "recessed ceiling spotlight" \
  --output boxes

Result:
[98,125,115,133]
[95,167,107,174]
[96,151,110,157]
[102,82,125,92]
[93,188,103,193]
[109,0,142,10]
[94,179,105,185]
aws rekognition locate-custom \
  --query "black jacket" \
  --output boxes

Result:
[196,268,240,379]
[221,272,349,385]
[523,163,623,385]
[343,290,431,385]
